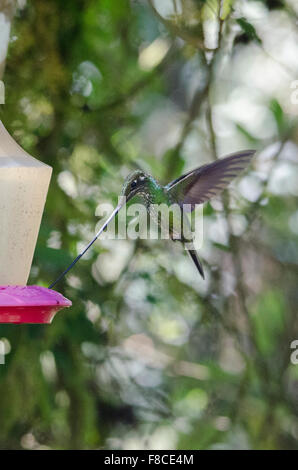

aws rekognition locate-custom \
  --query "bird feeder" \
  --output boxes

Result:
[0,121,71,323]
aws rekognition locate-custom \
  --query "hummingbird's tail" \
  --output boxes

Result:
[186,248,205,280]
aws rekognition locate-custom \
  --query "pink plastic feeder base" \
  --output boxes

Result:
[0,286,72,324]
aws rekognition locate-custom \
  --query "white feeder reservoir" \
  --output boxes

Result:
[0,121,71,323]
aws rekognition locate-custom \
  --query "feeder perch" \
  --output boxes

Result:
[0,121,71,323]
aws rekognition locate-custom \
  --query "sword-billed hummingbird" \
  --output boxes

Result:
[49,150,255,288]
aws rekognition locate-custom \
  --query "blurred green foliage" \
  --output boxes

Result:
[0,0,298,450]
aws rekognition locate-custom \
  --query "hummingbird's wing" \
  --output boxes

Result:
[166,150,255,212]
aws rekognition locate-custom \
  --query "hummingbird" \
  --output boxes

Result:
[49,150,255,289]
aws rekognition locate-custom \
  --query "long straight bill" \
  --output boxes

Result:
[49,202,124,289]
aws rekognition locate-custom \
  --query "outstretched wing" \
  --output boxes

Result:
[166,150,255,212]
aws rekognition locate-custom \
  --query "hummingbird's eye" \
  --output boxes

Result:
[131,180,137,189]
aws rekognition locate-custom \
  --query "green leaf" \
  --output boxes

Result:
[213,242,231,252]
[220,0,235,20]
[236,123,259,144]
[270,98,285,135]
[236,18,262,44]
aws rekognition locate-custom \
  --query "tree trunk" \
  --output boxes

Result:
[0,0,15,80]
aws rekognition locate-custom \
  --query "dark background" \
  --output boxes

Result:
[0,0,298,450]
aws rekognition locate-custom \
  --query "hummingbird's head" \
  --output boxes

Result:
[121,170,150,202]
